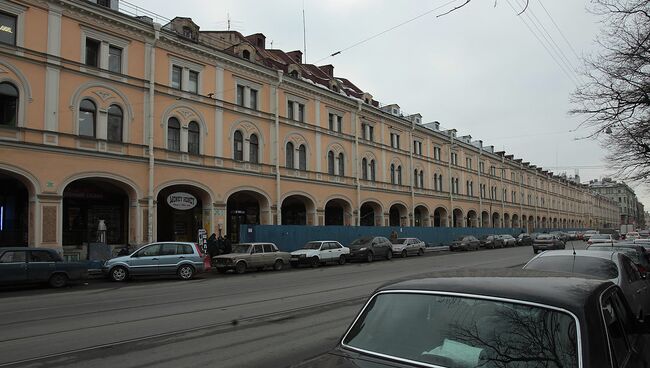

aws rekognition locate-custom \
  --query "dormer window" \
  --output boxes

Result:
[182,26,193,39]
[289,70,299,78]
[332,85,339,92]
[364,98,370,104]
[242,50,251,60]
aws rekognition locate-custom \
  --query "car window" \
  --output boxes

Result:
[231,244,251,254]
[136,244,161,257]
[351,237,372,246]
[29,251,57,262]
[160,244,178,256]
[343,293,578,368]
[524,255,619,280]
[601,294,631,367]
[263,244,274,253]
[330,242,342,249]
[620,257,641,282]
[179,244,194,255]
[0,251,26,263]
[253,244,264,253]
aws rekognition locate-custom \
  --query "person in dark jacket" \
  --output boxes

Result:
[206,233,218,258]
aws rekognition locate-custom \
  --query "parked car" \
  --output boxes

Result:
[390,238,425,258]
[566,230,578,240]
[347,236,393,262]
[0,247,88,288]
[587,242,650,274]
[478,234,503,249]
[576,231,585,240]
[213,242,290,274]
[587,233,615,245]
[532,233,565,254]
[583,229,599,241]
[516,233,533,246]
[103,242,209,281]
[626,231,641,240]
[639,230,650,238]
[289,241,349,267]
[497,234,516,247]
[550,231,569,243]
[295,269,650,368]
[449,236,480,251]
[524,250,650,321]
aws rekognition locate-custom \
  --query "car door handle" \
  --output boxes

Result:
[179,256,185,259]
[152,258,158,261]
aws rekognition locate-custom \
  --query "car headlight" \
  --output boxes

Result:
[359,247,367,251]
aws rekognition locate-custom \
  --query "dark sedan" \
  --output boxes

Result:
[516,233,533,246]
[532,233,565,254]
[449,236,480,251]
[478,235,502,249]
[0,247,88,288]
[347,236,392,262]
[295,270,650,368]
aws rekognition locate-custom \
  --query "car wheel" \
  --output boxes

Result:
[178,265,194,280]
[386,250,393,260]
[49,273,67,288]
[338,255,346,265]
[273,259,284,271]
[110,266,128,282]
[366,252,374,263]
[401,250,407,258]
[235,261,247,274]
[418,248,424,256]
[310,256,320,268]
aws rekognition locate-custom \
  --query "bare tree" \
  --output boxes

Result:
[571,0,650,182]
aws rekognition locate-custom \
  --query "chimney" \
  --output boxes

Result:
[286,50,303,63]
[246,33,266,49]
[319,64,334,77]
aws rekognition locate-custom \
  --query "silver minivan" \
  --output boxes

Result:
[103,242,208,281]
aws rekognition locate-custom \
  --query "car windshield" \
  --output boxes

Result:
[302,242,322,250]
[231,244,252,254]
[343,292,578,368]
[391,238,408,245]
[536,234,554,240]
[350,237,372,246]
[525,255,619,280]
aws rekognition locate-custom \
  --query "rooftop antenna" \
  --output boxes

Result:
[227,12,231,31]
[302,0,307,63]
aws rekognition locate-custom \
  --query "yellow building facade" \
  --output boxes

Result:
[0,0,619,257]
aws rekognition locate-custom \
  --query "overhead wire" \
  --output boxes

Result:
[313,0,462,64]
[536,0,582,60]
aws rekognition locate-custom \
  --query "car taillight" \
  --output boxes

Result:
[194,243,204,256]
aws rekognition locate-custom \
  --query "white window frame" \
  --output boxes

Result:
[80,26,130,74]
[286,94,307,122]
[169,55,204,94]
[327,108,344,133]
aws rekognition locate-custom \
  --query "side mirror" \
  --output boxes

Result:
[131,253,138,258]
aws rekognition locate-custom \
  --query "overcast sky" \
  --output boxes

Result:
[126,0,649,208]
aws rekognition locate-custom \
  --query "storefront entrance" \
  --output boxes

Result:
[227,191,260,243]
[62,179,128,246]
[157,187,203,242]
[0,175,28,247]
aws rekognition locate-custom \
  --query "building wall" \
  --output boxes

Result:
[0,0,620,254]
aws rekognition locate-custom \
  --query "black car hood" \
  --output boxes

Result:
[294,348,412,368]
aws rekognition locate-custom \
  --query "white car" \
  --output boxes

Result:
[626,231,641,240]
[583,230,599,241]
[290,241,349,267]
[497,234,517,247]
[587,234,614,245]
[390,237,426,258]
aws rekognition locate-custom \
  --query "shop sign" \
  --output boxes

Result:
[167,192,197,210]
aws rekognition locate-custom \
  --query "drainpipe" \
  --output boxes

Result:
[478,147,482,227]
[274,70,283,225]
[500,156,505,227]
[409,119,415,226]
[448,135,454,227]
[147,23,161,243]
[355,100,361,226]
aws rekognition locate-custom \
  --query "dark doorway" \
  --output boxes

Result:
[325,200,345,226]
[227,191,260,243]
[282,196,307,225]
[157,186,202,242]
[389,206,401,227]
[360,203,377,226]
[63,179,128,246]
[0,175,28,247]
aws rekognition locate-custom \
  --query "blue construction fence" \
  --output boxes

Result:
[239,225,534,252]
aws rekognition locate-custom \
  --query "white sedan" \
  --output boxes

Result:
[290,241,350,267]
[390,238,426,258]
[587,234,615,245]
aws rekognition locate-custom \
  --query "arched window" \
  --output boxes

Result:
[413,169,418,187]
[438,174,443,191]
[338,152,344,176]
[370,160,376,181]
[397,165,402,185]
[0,82,18,126]
[298,144,306,170]
[79,99,96,137]
[362,158,368,180]
[286,142,294,169]
[327,151,335,175]
[249,134,259,163]
[390,164,395,184]
[107,105,123,142]
[242,49,251,60]
[233,130,243,161]
[419,171,424,188]
[188,121,200,155]
[167,117,180,151]
[434,174,438,191]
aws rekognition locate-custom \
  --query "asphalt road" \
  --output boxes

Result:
[0,242,586,368]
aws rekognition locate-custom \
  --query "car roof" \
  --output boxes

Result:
[377,269,613,313]
[535,249,617,261]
